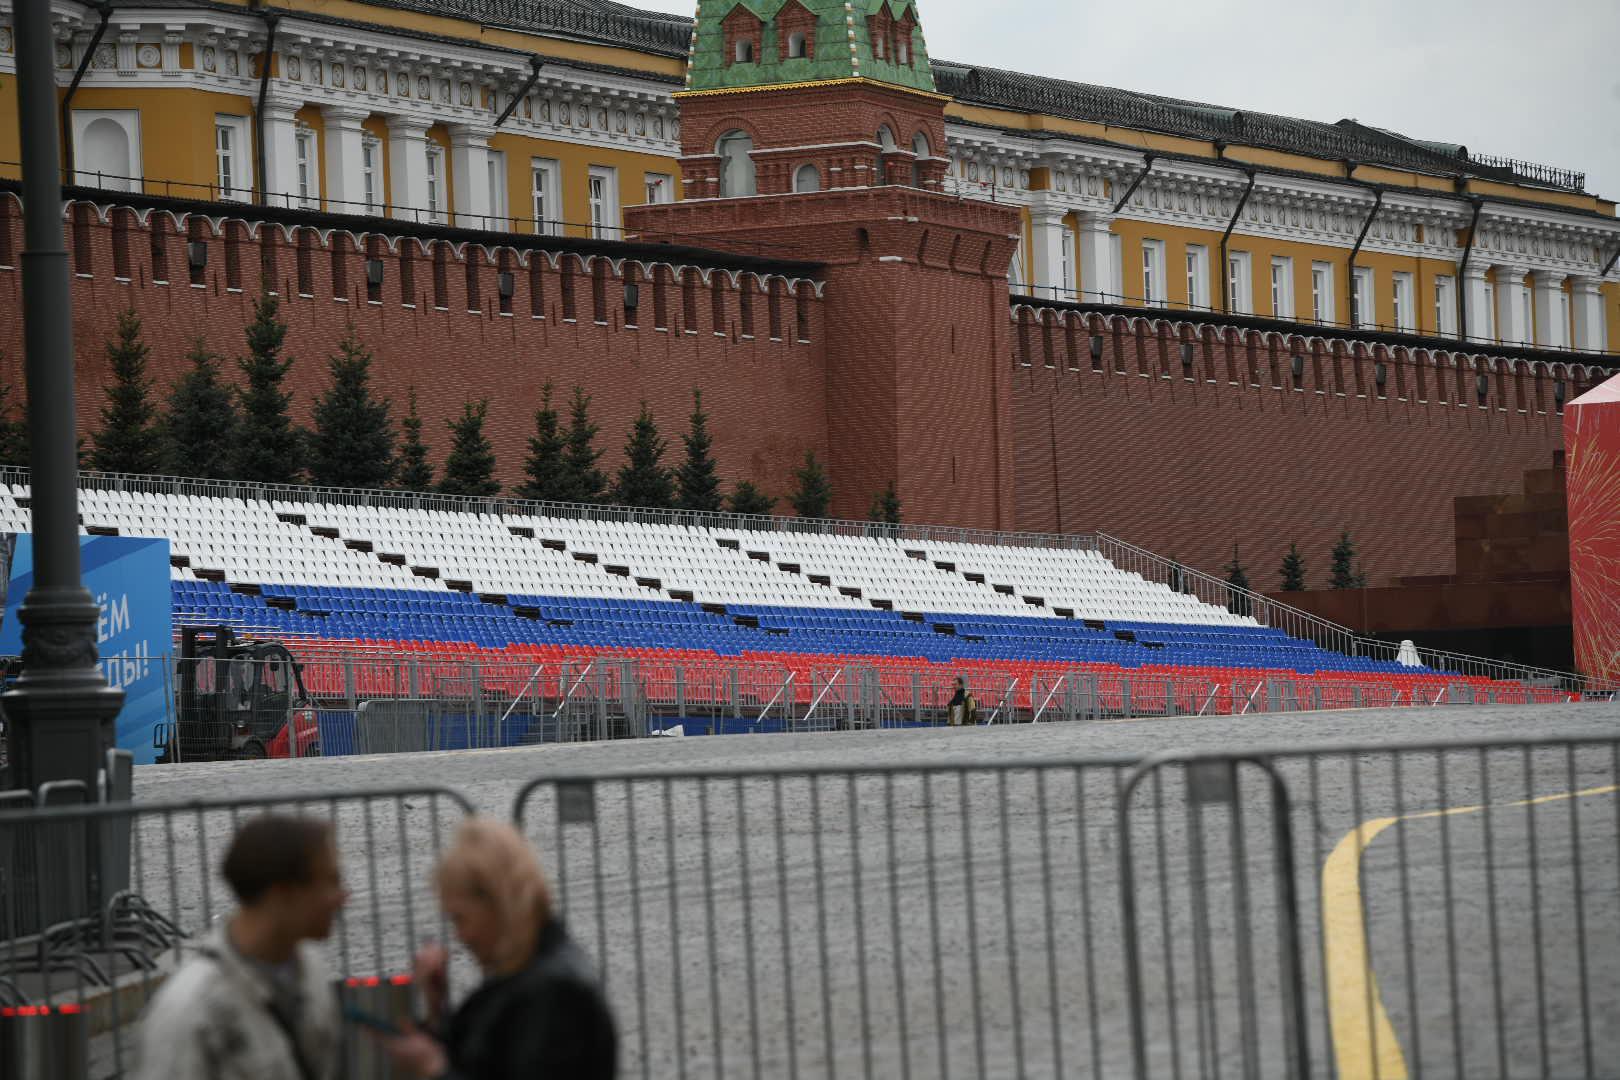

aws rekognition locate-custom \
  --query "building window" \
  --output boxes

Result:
[1392,271,1414,332]
[1351,267,1374,329]
[1434,275,1456,335]
[294,124,318,208]
[1310,261,1333,325]
[1226,251,1252,314]
[73,110,142,191]
[786,31,807,58]
[717,130,756,198]
[1520,290,1533,344]
[215,115,250,201]
[1270,257,1294,319]
[587,166,617,239]
[911,131,931,188]
[485,150,508,229]
[1482,282,1497,340]
[425,143,445,223]
[643,172,673,205]
[1559,290,1571,346]
[531,158,560,235]
[793,164,821,193]
[1141,240,1165,307]
[1109,233,1123,302]
[1185,245,1208,310]
[735,38,754,63]
[361,135,381,214]
[1007,240,1025,292]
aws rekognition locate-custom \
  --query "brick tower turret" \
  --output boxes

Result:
[628,0,1020,529]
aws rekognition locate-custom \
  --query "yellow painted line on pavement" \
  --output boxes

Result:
[1322,783,1618,1080]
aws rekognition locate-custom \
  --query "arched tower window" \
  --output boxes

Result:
[911,131,931,187]
[736,39,754,62]
[794,164,821,193]
[787,32,807,58]
[717,130,757,198]
[875,125,897,186]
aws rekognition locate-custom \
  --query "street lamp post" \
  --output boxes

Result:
[2,0,124,793]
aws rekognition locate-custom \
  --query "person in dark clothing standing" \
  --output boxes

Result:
[382,818,617,1080]
[948,676,978,726]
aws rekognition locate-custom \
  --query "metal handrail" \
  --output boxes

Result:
[754,671,794,727]
[549,660,596,722]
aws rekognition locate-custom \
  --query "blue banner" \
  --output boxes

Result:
[0,534,174,764]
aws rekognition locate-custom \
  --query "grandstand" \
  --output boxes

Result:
[0,473,1582,734]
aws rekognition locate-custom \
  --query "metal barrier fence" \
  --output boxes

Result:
[4,730,1617,1077]
[0,786,471,1078]
[137,649,1581,764]
[511,731,1620,1079]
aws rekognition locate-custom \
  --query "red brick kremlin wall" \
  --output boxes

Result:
[0,196,829,507]
[0,191,1605,588]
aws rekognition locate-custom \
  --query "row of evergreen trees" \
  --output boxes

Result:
[1222,531,1370,594]
[27,294,905,521]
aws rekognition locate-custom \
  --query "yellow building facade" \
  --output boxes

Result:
[1,0,1615,354]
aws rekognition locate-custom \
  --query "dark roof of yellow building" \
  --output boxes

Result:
[350,0,1586,193]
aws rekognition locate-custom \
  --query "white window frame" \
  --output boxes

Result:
[1351,266,1375,329]
[71,109,143,191]
[1310,261,1334,325]
[214,114,251,201]
[1560,290,1572,347]
[424,142,445,223]
[1226,250,1252,314]
[1482,282,1497,341]
[587,165,619,239]
[361,134,381,214]
[485,149,508,229]
[1141,239,1165,307]
[1434,275,1457,335]
[1184,244,1208,310]
[1270,256,1294,320]
[643,172,674,205]
[531,158,561,236]
[1520,290,1533,344]
[294,123,319,209]
[1391,271,1415,332]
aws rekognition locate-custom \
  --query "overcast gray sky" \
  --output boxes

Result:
[635,0,1620,202]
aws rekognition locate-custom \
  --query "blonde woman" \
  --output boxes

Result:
[382,818,617,1079]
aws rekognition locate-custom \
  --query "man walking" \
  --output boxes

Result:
[135,815,348,1080]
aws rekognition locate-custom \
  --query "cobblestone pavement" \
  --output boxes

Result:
[117,702,1618,1079]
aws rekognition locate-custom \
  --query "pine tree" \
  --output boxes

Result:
[1330,530,1362,590]
[1279,542,1307,592]
[517,382,567,502]
[0,374,29,469]
[1224,544,1252,617]
[728,480,775,517]
[163,339,238,479]
[789,451,832,518]
[91,309,165,475]
[676,389,723,512]
[439,399,499,496]
[394,389,435,492]
[559,386,606,504]
[233,292,304,484]
[868,481,901,525]
[308,327,395,489]
[611,401,676,509]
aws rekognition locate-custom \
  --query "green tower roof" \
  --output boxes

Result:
[683,0,937,96]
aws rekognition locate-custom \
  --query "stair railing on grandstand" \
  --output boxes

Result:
[802,667,843,729]
[498,664,550,729]
[1091,533,1595,692]
[755,672,794,729]
[551,660,597,723]
[1031,673,1067,723]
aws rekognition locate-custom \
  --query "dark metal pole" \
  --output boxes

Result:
[3,0,124,794]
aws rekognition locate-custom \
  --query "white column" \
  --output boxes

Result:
[1076,211,1116,303]
[259,101,301,210]
[1531,269,1567,349]
[322,105,369,215]
[1461,264,1492,342]
[448,125,493,230]
[1026,200,1070,301]
[1494,265,1530,346]
[1571,276,1607,353]
[386,115,432,223]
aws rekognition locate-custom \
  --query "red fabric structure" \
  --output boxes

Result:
[1566,370,1620,684]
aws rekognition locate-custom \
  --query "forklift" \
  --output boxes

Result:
[154,626,320,762]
